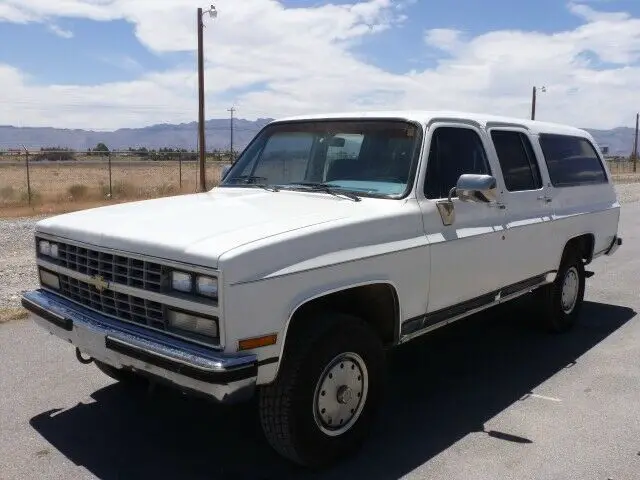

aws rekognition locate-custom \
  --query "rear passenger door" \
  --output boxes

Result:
[488,128,558,284]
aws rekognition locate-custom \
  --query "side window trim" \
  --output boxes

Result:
[488,128,544,193]
[421,123,498,200]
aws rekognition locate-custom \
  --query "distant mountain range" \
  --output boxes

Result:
[0,118,274,153]
[0,118,636,156]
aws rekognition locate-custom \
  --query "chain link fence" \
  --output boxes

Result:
[0,151,232,209]
[605,157,639,177]
[1,150,638,210]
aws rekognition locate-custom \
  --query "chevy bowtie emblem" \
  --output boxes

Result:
[89,275,109,293]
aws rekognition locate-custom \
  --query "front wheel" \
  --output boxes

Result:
[259,313,386,468]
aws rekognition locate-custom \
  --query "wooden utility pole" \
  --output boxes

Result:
[197,7,207,191]
[228,107,235,160]
[633,112,639,174]
[22,145,31,205]
[531,86,537,121]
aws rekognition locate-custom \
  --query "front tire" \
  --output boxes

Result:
[537,248,586,333]
[259,313,386,468]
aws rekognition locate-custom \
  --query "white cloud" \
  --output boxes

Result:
[0,0,639,131]
[424,29,464,53]
[48,24,74,38]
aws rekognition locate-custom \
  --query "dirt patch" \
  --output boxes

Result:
[0,308,28,324]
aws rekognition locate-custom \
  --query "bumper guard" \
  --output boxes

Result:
[22,289,257,404]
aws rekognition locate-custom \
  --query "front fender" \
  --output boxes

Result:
[223,244,430,385]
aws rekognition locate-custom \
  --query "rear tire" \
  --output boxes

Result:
[259,312,386,468]
[536,248,585,333]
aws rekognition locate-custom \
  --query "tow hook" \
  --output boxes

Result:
[75,347,94,365]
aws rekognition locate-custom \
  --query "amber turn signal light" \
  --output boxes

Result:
[238,333,278,351]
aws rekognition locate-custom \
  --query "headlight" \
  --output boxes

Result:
[171,271,192,293]
[38,240,59,258]
[39,240,51,256]
[167,309,219,339]
[39,268,60,290]
[196,275,218,299]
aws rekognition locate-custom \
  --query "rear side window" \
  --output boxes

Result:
[424,127,491,199]
[538,134,608,187]
[491,130,542,191]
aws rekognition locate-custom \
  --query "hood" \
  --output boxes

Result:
[35,187,379,268]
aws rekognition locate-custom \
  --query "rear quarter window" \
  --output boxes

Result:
[538,134,608,187]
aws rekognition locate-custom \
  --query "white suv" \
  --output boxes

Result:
[23,111,622,467]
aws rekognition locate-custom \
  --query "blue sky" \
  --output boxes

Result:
[2,0,630,84]
[1,0,639,129]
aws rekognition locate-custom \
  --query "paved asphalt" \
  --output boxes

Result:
[1,203,639,480]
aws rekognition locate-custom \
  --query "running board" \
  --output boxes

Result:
[400,272,554,342]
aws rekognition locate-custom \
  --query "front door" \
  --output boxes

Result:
[418,123,508,316]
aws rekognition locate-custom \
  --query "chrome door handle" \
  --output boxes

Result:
[537,195,552,203]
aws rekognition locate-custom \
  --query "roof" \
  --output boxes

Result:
[273,110,591,138]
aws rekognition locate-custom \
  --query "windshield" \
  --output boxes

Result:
[221,119,423,198]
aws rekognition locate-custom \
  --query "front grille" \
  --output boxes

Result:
[59,274,166,330]
[50,241,166,292]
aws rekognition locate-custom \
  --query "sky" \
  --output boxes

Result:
[1,0,639,130]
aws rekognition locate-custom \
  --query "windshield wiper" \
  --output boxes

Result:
[253,184,280,192]
[225,175,269,184]
[284,182,361,202]
[224,175,280,192]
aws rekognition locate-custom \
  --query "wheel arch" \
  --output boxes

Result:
[273,281,400,381]
[560,233,596,266]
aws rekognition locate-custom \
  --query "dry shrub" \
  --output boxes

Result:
[67,184,89,199]
[0,185,15,201]
[154,183,179,197]
[19,189,41,204]
[102,181,137,199]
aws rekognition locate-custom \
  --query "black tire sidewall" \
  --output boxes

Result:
[548,250,585,332]
[288,318,386,467]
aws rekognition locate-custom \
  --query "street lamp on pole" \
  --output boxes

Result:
[197,5,218,192]
[531,85,546,121]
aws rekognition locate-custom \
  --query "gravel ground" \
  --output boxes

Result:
[0,217,42,310]
[1,182,639,310]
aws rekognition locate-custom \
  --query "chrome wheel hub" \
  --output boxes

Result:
[561,266,579,314]
[313,352,368,437]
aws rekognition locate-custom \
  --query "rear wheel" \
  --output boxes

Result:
[259,313,386,468]
[537,248,586,333]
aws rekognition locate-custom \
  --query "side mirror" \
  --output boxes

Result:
[436,174,499,226]
[453,174,498,204]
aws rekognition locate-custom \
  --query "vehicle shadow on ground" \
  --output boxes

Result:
[30,298,636,480]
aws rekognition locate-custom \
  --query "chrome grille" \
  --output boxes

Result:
[59,274,166,330]
[50,242,166,292]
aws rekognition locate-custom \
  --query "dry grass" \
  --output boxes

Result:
[1,158,638,218]
[0,308,29,324]
[0,160,224,217]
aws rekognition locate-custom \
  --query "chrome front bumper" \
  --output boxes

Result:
[22,289,257,404]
